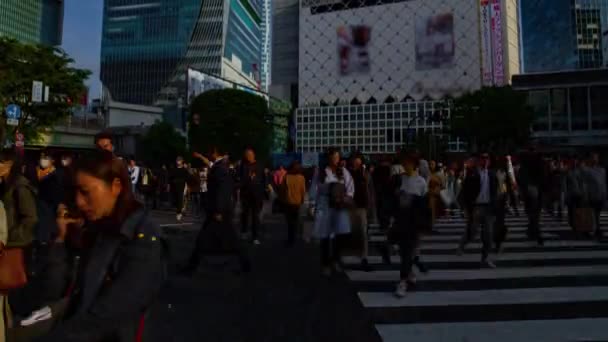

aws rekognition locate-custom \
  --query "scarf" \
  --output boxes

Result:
[37,166,56,181]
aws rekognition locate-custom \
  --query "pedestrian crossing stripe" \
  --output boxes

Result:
[347,210,608,341]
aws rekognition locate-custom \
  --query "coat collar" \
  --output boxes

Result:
[117,208,147,239]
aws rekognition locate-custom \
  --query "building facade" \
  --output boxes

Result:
[520,0,608,73]
[269,0,299,104]
[0,0,63,45]
[513,70,608,148]
[295,0,518,154]
[101,0,263,127]
[260,0,272,91]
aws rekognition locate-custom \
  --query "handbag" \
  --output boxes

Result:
[574,208,594,233]
[0,244,27,292]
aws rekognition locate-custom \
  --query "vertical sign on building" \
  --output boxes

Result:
[32,81,44,103]
[490,0,504,86]
[480,0,493,86]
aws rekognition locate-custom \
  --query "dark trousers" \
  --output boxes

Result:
[173,189,185,215]
[320,235,347,267]
[241,199,263,239]
[398,228,420,280]
[525,188,543,242]
[494,198,508,248]
[188,212,251,271]
[459,205,494,261]
[592,201,604,236]
[283,204,301,245]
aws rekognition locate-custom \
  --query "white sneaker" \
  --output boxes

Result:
[394,281,407,298]
[483,259,497,269]
[176,214,183,222]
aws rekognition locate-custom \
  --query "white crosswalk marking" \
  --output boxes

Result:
[345,212,608,341]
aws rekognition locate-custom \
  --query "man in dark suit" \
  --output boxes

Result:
[184,146,251,274]
[457,152,498,268]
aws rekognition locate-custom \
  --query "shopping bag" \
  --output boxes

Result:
[439,189,453,206]
[574,208,594,232]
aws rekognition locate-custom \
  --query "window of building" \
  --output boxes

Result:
[590,86,608,129]
[569,87,589,131]
[550,88,568,131]
[528,90,550,132]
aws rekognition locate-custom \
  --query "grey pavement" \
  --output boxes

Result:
[143,209,382,342]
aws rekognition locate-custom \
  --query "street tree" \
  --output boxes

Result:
[139,121,187,168]
[450,86,534,153]
[189,88,271,161]
[0,38,90,143]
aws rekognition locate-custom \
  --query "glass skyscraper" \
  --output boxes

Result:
[0,0,63,45]
[101,0,263,107]
[520,0,608,72]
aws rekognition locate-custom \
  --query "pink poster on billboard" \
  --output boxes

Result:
[480,0,493,86]
[490,0,504,86]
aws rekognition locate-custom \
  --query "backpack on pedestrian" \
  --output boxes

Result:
[320,166,351,210]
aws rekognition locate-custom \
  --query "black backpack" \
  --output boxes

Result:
[321,167,349,209]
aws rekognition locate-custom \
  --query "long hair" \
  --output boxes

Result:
[0,149,23,192]
[73,150,141,225]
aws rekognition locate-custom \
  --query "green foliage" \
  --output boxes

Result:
[450,86,534,153]
[139,121,187,168]
[0,38,91,143]
[189,89,271,160]
[269,97,292,153]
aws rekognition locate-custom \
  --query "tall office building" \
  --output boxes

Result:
[270,0,299,104]
[260,0,272,92]
[0,0,63,45]
[520,0,608,73]
[101,0,263,109]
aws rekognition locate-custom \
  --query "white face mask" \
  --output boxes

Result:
[40,159,51,169]
[61,159,70,167]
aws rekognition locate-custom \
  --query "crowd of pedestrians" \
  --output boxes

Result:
[0,127,606,340]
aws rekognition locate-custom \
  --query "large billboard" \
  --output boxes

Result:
[187,68,232,104]
[480,0,493,86]
[415,13,455,70]
[490,0,505,86]
[298,0,482,106]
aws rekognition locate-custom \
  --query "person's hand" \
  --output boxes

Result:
[56,204,84,243]
[213,213,223,222]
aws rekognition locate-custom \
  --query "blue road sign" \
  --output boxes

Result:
[6,104,21,120]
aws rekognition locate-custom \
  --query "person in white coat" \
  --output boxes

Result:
[309,149,355,276]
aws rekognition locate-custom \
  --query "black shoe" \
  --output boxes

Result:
[595,231,604,242]
[381,249,392,266]
[180,263,199,276]
[240,259,252,273]
[361,258,373,272]
[414,256,429,274]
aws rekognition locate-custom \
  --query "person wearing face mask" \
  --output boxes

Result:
[8,150,167,341]
[34,152,63,244]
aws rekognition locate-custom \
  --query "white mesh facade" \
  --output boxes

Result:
[298,0,483,107]
[295,0,483,154]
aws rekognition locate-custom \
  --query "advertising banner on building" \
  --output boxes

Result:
[301,152,319,167]
[337,25,371,76]
[187,68,232,104]
[480,0,493,86]
[490,0,504,86]
[415,12,455,70]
